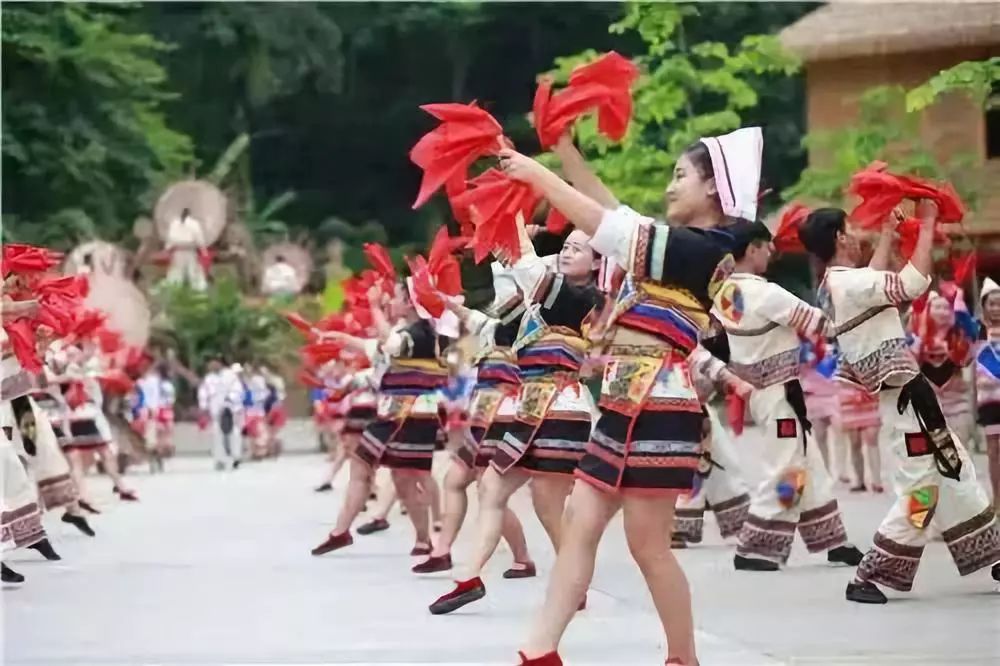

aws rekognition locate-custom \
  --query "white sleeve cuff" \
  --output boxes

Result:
[589,206,647,270]
[900,262,932,300]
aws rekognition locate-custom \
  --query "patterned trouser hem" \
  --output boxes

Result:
[798,500,849,553]
[942,507,1000,577]
[712,493,751,539]
[674,510,704,543]
[736,515,795,564]
[855,532,922,592]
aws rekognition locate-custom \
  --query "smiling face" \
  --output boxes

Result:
[985,292,1000,325]
[664,151,719,225]
[929,296,954,327]
[558,230,597,281]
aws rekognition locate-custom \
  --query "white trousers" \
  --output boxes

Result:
[855,387,999,591]
[166,250,206,291]
[211,411,243,467]
[675,405,751,542]
[737,383,848,564]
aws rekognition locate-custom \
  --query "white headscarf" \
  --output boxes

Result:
[981,277,1000,303]
[699,127,763,222]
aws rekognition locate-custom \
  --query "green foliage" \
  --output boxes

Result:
[2,4,193,246]
[784,85,980,210]
[906,57,1000,113]
[152,277,299,373]
[548,2,800,215]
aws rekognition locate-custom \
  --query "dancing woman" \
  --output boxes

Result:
[500,127,762,666]
[429,219,603,614]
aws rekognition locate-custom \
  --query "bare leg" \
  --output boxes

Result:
[371,482,398,521]
[501,506,532,564]
[530,475,573,552]
[67,450,90,503]
[460,466,530,579]
[394,471,431,547]
[332,458,373,535]
[422,474,443,528]
[987,434,1000,509]
[862,426,882,491]
[521,480,619,657]
[96,445,134,494]
[832,425,850,483]
[623,492,696,665]
[431,461,475,558]
[847,430,865,489]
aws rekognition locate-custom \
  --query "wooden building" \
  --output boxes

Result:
[780,1,1000,261]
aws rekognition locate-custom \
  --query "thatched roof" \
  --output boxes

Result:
[780,1,1000,62]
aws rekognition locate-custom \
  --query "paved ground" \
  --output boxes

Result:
[3,426,999,666]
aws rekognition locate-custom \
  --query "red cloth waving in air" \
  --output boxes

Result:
[771,202,810,254]
[450,168,540,263]
[848,162,965,229]
[533,52,639,149]
[410,102,505,209]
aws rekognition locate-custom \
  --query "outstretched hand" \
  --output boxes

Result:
[498,148,548,186]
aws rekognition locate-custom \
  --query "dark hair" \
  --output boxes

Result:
[731,222,772,261]
[181,207,191,220]
[275,254,285,263]
[799,208,846,263]
[681,142,714,181]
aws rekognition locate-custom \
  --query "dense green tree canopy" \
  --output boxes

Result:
[3,1,818,251]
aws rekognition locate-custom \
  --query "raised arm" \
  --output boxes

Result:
[499,148,605,236]
[868,208,902,270]
[552,135,619,210]
[909,200,937,279]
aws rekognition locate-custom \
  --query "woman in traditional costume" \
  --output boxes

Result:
[428,219,602,615]
[975,277,1000,508]
[412,253,538,576]
[912,289,977,445]
[801,339,849,482]
[499,128,762,666]
[837,381,883,493]
[312,279,451,558]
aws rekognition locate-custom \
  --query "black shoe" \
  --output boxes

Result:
[314,482,333,493]
[1,563,24,584]
[846,580,887,604]
[78,499,101,515]
[62,512,96,537]
[828,545,864,567]
[233,460,241,470]
[28,538,61,561]
[991,561,999,583]
[357,518,390,535]
[734,554,779,571]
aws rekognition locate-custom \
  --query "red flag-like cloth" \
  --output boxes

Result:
[848,164,965,229]
[896,217,950,260]
[772,202,810,253]
[533,52,639,149]
[363,243,397,282]
[427,226,465,297]
[284,312,315,337]
[410,102,505,209]
[2,318,42,374]
[407,255,447,318]
[450,168,540,263]
[1,244,63,277]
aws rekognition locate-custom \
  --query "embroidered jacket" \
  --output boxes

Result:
[818,263,930,392]
[711,273,825,389]
[976,327,1000,408]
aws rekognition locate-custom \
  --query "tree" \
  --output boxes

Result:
[784,85,984,211]
[544,2,801,215]
[906,57,1000,113]
[2,4,193,248]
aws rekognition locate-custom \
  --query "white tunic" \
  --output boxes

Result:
[819,263,930,392]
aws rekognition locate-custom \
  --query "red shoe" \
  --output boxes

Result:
[412,553,452,574]
[577,593,587,611]
[311,531,353,556]
[428,577,486,615]
[503,561,537,579]
[356,518,390,535]
[518,651,563,665]
[114,487,139,502]
[872,484,885,494]
[410,543,432,556]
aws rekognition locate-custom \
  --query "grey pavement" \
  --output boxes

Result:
[3,425,999,666]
